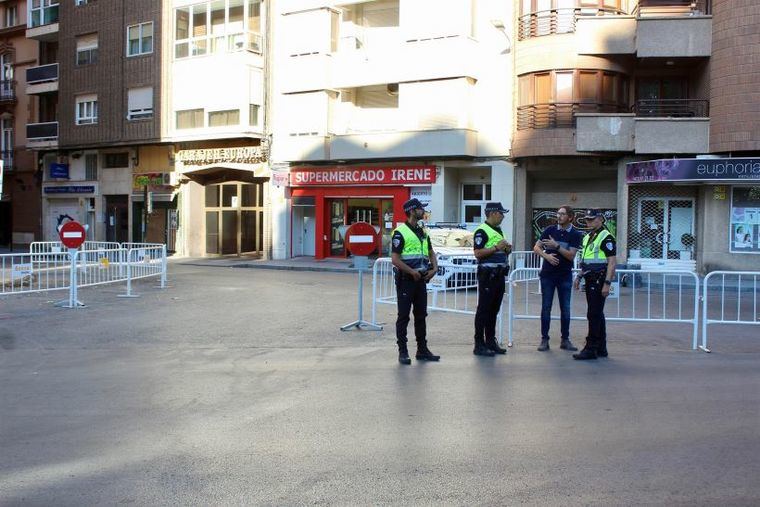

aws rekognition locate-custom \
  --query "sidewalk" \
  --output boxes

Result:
[173,254,371,273]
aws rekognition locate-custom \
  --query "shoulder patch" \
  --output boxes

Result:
[475,235,484,247]
[393,238,401,248]
[606,241,614,250]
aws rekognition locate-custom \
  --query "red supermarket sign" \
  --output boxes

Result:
[290,166,436,186]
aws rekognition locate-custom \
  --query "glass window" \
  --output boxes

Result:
[75,94,98,125]
[127,87,153,120]
[463,184,484,201]
[556,72,573,102]
[103,152,129,168]
[208,109,240,127]
[249,104,259,127]
[222,185,237,207]
[464,205,482,223]
[175,7,189,39]
[248,0,261,32]
[76,33,98,66]
[535,73,551,103]
[176,109,204,129]
[228,0,244,32]
[579,71,597,101]
[730,187,760,254]
[127,22,153,56]
[205,185,219,207]
[85,153,98,180]
[518,75,532,106]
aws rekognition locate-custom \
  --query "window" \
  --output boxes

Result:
[462,183,491,224]
[85,153,98,180]
[0,53,13,100]
[75,94,98,125]
[127,22,153,56]
[103,152,129,168]
[249,104,260,127]
[176,108,204,129]
[175,1,262,59]
[5,5,17,27]
[127,87,153,120]
[76,33,98,66]
[730,187,760,254]
[208,109,240,127]
[1,118,13,171]
[29,0,58,28]
[75,0,91,5]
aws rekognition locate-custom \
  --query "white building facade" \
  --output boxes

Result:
[269,0,515,259]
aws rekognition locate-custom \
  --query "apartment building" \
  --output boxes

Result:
[512,0,759,272]
[27,0,174,247]
[269,0,515,260]
[0,0,39,249]
[168,0,268,257]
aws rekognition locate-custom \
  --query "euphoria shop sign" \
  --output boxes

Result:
[627,158,760,183]
[290,166,436,186]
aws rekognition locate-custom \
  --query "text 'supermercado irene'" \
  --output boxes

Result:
[625,158,760,271]
[285,165,436,259]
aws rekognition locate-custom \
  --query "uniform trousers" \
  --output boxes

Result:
[395,275,428,349]
[474,267,506,345]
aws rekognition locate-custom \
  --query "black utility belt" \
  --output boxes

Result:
[583,270,607,280]
[477,265,509,276]
[395,269,430,281]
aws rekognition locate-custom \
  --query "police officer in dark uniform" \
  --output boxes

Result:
[390,198,440,365]
[573,209,617,360]
[472,202,512,356]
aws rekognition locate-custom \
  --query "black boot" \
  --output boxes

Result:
[473,339,495,356]
[560,338,578,351]
[597,339,608,358]
[398,344,411,365]
[416,343,440,361]
[537,338,550,351]
[573,347,598,360]
[485,338,507,355]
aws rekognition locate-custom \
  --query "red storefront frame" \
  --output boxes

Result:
[290,186,410,259]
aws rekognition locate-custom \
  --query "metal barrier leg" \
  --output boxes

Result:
[157,245,168,289]
[118,250,140,298]
[507,277,514,347]
[55,249,85,308]
[341,268,382,331]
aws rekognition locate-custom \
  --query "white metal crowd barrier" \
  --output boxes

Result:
[371,256,506,340]
[701,271,760,353]
[1,244,168,305]
[507,267,700,349]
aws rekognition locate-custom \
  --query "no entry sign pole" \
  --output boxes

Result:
[55,221,87,308]
[340,222,383,332]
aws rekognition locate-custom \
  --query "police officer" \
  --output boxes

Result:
[573,209,616,360]
[390,198,440,365]
[472,202,512,356]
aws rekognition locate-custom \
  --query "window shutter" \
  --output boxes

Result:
[77,33,98,50]
[128,87,153,111]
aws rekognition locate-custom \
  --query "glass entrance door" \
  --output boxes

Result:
[636,198,695,260]
[205,181,265,256]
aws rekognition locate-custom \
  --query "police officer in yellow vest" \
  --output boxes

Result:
[390,198,440,365]
[573,209,617,360]
[472,202,512,356]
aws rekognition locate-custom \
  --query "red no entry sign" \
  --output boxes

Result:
[59,221,86,249]
[345,222,378,257]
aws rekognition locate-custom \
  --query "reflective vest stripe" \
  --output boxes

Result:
[474,222,508,267]
[393,223,430,271]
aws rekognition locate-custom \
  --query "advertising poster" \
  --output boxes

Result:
[532,208,617,242]
[730,187,760,254]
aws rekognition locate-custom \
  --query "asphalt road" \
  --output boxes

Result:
[1,264,759,506]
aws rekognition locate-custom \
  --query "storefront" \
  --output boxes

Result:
[175,144,269,257]
[287,165,436,259]
[625,157,760,272]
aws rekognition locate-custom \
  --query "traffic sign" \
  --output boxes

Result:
[59,221,86,249]
[344,222,378,257]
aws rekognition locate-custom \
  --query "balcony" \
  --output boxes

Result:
[576,99,710,154]
[636,16,712,58]
[516,102,628,130]
[26,121,58,149]
[518,7,626,40]
[1,150,13,172]
[0,80,15,103]
[25,63,58,95]
[26,4,59,41]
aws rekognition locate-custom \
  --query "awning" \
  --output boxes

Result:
[179,163,269,185]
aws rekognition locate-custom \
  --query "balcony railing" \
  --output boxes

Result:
[633,0,711,16]
[26,121,58,141]
[1,150,12,171]
[0,80,15,102]
[518,7,626,40]
[632,99,709,118]
[26,63,58,84]
[517,102,628,130]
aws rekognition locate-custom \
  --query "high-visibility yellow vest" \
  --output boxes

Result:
[392,223,431,272]
[581,229,612,269]
[474,222,508,267]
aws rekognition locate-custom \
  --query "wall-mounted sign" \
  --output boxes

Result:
[50,163,70,179]
[290,166,436,187]
[175,146,266,165]
[271,171,289,187]
[627,158,760,183]
[43,185,95,194]
[133,172,172,190]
